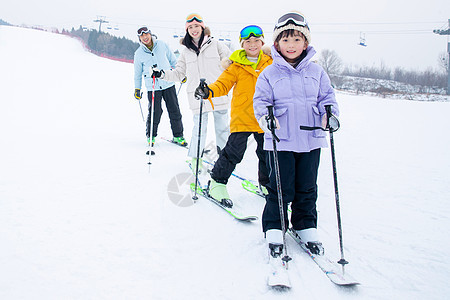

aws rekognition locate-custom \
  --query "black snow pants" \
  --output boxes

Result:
[262,148,321,233]
[211,132,269,187]
[146,85,184,138]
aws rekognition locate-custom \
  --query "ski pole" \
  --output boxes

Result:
[267,105,291,267]
[148,67,157,169]
[192,78,207,200]
[300,106,347,267]
[136,88,145,123]
[177,76,187,96]
[324,105,348,268]
[138,98,145,122]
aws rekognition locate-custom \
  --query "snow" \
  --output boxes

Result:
[1,25,450,299]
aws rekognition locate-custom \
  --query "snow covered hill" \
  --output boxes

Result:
[1,25,450,299]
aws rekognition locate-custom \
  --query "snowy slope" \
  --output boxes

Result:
[1,25,450,299]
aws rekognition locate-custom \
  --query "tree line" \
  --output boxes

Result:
[317,49,448,95]
[0,19,12,26]
[63,26,140,60]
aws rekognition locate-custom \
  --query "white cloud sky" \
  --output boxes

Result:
[1,0,449,70]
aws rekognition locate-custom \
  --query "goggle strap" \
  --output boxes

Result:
[241,32,264,40]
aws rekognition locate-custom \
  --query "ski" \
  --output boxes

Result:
[287,228,359,286]
[146,136,199,155]
[189,183,258,222]
[241,179,266,197]
[187,162,258,222]
[267,243,292,289]
[157,137,212,155]
[160,136,188,148]
[268,269,291,290]
[267,260,292,289]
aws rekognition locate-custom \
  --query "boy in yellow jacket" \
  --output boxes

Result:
[195,25,272,207]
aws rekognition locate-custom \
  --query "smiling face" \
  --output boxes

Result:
[242,37,263,58]
[139,32,152,46]
[187,23,203,39]
[275,30,308,63]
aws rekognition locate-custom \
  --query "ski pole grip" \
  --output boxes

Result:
[325,105,332,118]
[152,64,158,80]
[267,105,274,120]
[324,105,332,130]
[266,105,280,142]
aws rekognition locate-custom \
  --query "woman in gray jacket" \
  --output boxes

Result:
[156,13,231,170]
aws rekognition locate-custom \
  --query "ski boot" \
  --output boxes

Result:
[147,137,155,146]
[207,179,233,208]
[191,157,204,175]
[173,136,188,147]
[296,228,324,255]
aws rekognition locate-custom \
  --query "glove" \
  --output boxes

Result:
[194,83,210,99]
[150,67,164,78]
[258,115,280,134]
[321,113,340,131]
[134,88,142,100]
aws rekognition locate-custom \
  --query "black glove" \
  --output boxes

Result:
[134,88,142,100]
[194,83,210,99]
[151,67,164,78]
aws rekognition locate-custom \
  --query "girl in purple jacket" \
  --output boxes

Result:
[253,12,339,263]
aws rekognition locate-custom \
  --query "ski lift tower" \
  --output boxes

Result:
[93,16,109,33]
[359,32,367,47]
[433,19,450,95]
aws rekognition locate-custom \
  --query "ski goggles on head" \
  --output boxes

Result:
[186,13,203,23]
[275,12,309,30]
[137,26,151,36]
[239,25,264,41]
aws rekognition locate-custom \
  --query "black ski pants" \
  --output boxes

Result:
[211,132,269,187]
[262,148,321,233]
[146,85,184,138]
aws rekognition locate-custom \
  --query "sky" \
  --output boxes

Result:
[1,0,449,70]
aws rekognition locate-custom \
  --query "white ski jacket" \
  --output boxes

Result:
[162,36,231,114]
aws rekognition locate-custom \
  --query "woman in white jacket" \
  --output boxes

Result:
[158,13,231,169]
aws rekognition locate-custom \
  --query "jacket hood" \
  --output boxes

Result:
[139,35,158,52]
[229,49,255,65]
[271,44,316,70]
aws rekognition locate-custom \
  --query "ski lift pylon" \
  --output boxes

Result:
[359,32,367,47]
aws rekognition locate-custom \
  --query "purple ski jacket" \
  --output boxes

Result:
[253,45,339,153]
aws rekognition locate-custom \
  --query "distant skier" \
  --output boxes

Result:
[133,26,187,146]
[151,13,231,170]
[195,25,272,206]
[253,12,340,267]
